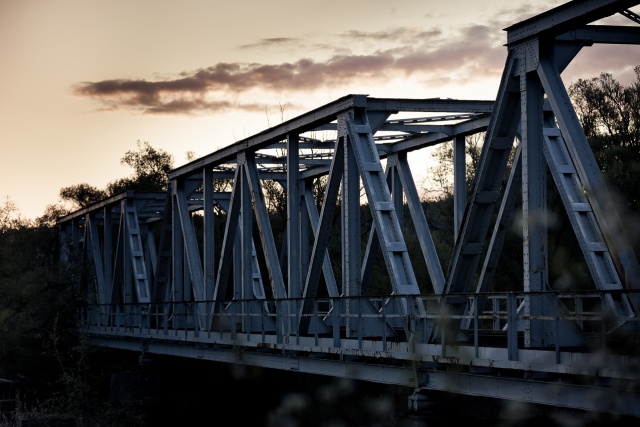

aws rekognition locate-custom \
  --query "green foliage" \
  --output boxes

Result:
[424,133,484,199]
[0,224,73,384]
[54,141,174,218]
[0,196,32,232]
[0,212,140,424]
[262,179,287,217]
[35,203,72,228]
[59,183,107,211]
[106,140,174,195]
[569,65,640,213]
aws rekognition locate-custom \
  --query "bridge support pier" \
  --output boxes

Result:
[407,389,437,414]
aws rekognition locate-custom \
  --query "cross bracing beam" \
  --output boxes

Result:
[621,7,640,22]
[168,96,493,180]
[504,0,640,46]
[556,25,640,43]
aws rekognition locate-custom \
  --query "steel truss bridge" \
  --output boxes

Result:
[57,0,640,419]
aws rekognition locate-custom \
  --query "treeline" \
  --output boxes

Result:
[0,68,639,425]
[0,142,179,425]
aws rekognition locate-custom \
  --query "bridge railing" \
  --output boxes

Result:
[77,289,638,356]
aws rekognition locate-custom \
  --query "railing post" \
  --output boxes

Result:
[358,297,363,350]
[555,315,560,363]
[333,298,341,349]
[439,296,446,357]
[295,299,300,346]
[600,292,607,352]
[381,298,387,348]
[313,299,319,346]
[507,292,518,361]
[276,299,283,345]
[473,296,479,358]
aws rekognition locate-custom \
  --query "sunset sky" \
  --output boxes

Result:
[2,0,639,220]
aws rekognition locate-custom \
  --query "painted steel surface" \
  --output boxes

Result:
[57,0,640,417]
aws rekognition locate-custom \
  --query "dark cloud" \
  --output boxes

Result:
[74,22,499,115]
[146,99,233,114]
[239,37,300,49]
[73,52,412,116]
[73,14,635,116]
[340,27,443,43]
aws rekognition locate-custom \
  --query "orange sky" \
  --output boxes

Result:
[1,0,639,220]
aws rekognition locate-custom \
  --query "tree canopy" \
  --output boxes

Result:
[568,65,640,212]
[59,183,107,210]
[106,140,174,195]
[54,140,174,216]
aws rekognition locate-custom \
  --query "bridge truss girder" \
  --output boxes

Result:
[56,0,640,418]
